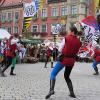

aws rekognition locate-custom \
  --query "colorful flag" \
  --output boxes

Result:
[23,0,39,32]
[39,0,45,9]
[33,0,45,10]
[24,2,37,18]
[79,16,100,58]
[80,16,99,45]
[23,17,33,32]
[51,24,62,35]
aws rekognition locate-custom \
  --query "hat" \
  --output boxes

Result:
[11,38,19,45]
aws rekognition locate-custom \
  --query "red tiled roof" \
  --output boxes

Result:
[2,0,32,6]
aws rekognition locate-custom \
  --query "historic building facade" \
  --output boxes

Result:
[0,0,94,40]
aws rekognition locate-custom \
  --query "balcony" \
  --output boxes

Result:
[7,19,12,23]
[41,17,47,21]
[51,16,59,20]
[32,32,40,36]
[14,19,19,23]
[33,13,38,21]
[40,32,48,37]
[1,20,6,23]
[47,0,67,4]
[71,14,77,18]
[61,15,67,20]
[33,17,38,21]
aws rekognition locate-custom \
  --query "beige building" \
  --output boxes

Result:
[65,0,94,30]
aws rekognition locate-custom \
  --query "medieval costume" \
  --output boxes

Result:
[45,26,82,99]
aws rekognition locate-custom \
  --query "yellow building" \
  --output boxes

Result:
[93,0,100,16]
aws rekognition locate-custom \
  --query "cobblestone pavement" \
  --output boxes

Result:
[0,62,100,100]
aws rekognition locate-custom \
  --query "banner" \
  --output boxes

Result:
[24,2,37,18]
[79,16,100,58]
[23,1,39,32]
[23,17,33,32]
[80,16,99,45]
[51,24,61,35]
[33,0,45,10]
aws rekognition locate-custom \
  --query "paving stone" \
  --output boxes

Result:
[0,62,100,100]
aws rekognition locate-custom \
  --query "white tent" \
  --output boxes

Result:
[0,29,11,39]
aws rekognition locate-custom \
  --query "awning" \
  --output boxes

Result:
[0,28,11,39]
[21,39,43,44]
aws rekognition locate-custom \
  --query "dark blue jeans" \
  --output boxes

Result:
[92,60,100,69]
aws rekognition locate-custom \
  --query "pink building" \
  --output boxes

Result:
[0,0,93,40]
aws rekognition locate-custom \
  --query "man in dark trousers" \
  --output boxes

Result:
[45,26,82,99]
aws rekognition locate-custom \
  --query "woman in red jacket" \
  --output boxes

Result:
[92,47,100,75]
[45,26,82,99]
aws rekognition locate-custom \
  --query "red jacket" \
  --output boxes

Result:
[94,48,100,62]
[61,34,82,67]
[5,41,17,58]
[47,48,52,58]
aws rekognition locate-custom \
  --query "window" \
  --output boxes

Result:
[15,12,19,20]
[61,6,67,16]
[1,26,6,29]
[71,0,78,3]
[52,7,58,17]
[14,26,19,33]
[7,27,12,33]
[71,5,77,14]
[1,13,6,21]
[33,12,38,18]
[32,25,38,32]
[7,12,12,21]
[42,9,47,18]
[41,24,47,32]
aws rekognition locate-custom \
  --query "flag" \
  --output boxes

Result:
[33,0,40,11]
[23,17,33,32]
[78,16,100,58]
[80,16,99,45]
[33,0,45,10]
[51,24,62,35]
[39,0,45,9]
[23,0,39,32]
[24,2,37,18]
